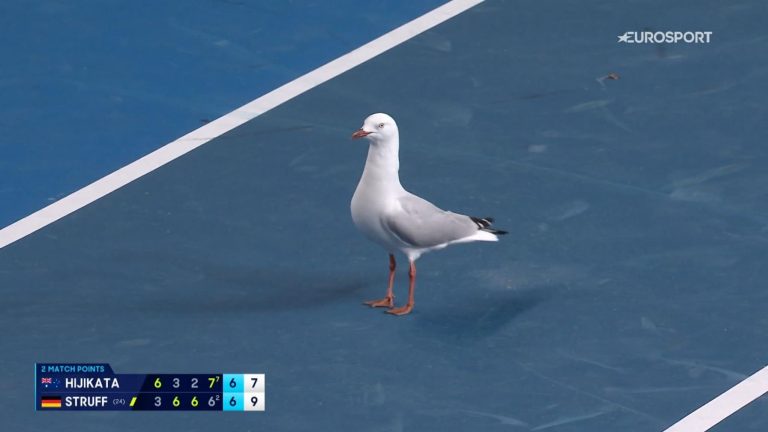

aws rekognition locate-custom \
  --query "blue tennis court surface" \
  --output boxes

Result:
[0,0,444,228]
[2,0,768,430]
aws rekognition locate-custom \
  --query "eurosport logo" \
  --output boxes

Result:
[618,31,713,44]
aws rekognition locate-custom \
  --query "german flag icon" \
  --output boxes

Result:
[41,396,62,408]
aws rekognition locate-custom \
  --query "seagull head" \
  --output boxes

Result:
[352,113,398,143]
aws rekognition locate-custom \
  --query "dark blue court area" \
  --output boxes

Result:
[2,0,768,431]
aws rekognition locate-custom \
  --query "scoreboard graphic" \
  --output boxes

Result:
[35,363,265,411]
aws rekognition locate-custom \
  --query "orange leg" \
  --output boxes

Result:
[364,254,396,308]
[386,260,415,316]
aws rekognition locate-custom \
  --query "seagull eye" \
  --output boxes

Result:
[377,123,385,129]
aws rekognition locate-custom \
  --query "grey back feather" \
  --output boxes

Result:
[384,194,478,248]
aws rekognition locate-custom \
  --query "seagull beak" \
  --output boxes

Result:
[352,129,372,139]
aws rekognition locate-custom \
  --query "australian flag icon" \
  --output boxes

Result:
[40,377,62,389]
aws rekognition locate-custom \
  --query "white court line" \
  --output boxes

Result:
[664,365,768,431]
[0,0,483,250]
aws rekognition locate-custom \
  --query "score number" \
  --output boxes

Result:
[152,376,220,389]
[152,394,221,408]
[226,376,261,390]
[223,374,264,411]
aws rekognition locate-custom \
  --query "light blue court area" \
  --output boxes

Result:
[2,0,768,431]
[0,0,444,227]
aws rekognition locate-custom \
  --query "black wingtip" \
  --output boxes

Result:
[470,216,493,228]
[470,216,507,235]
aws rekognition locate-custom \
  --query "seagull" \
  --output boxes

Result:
[350,113,506,316]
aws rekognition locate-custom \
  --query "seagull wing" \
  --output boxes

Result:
[383,194,479,248]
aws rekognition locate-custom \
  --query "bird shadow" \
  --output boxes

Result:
[412,286,557,341]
